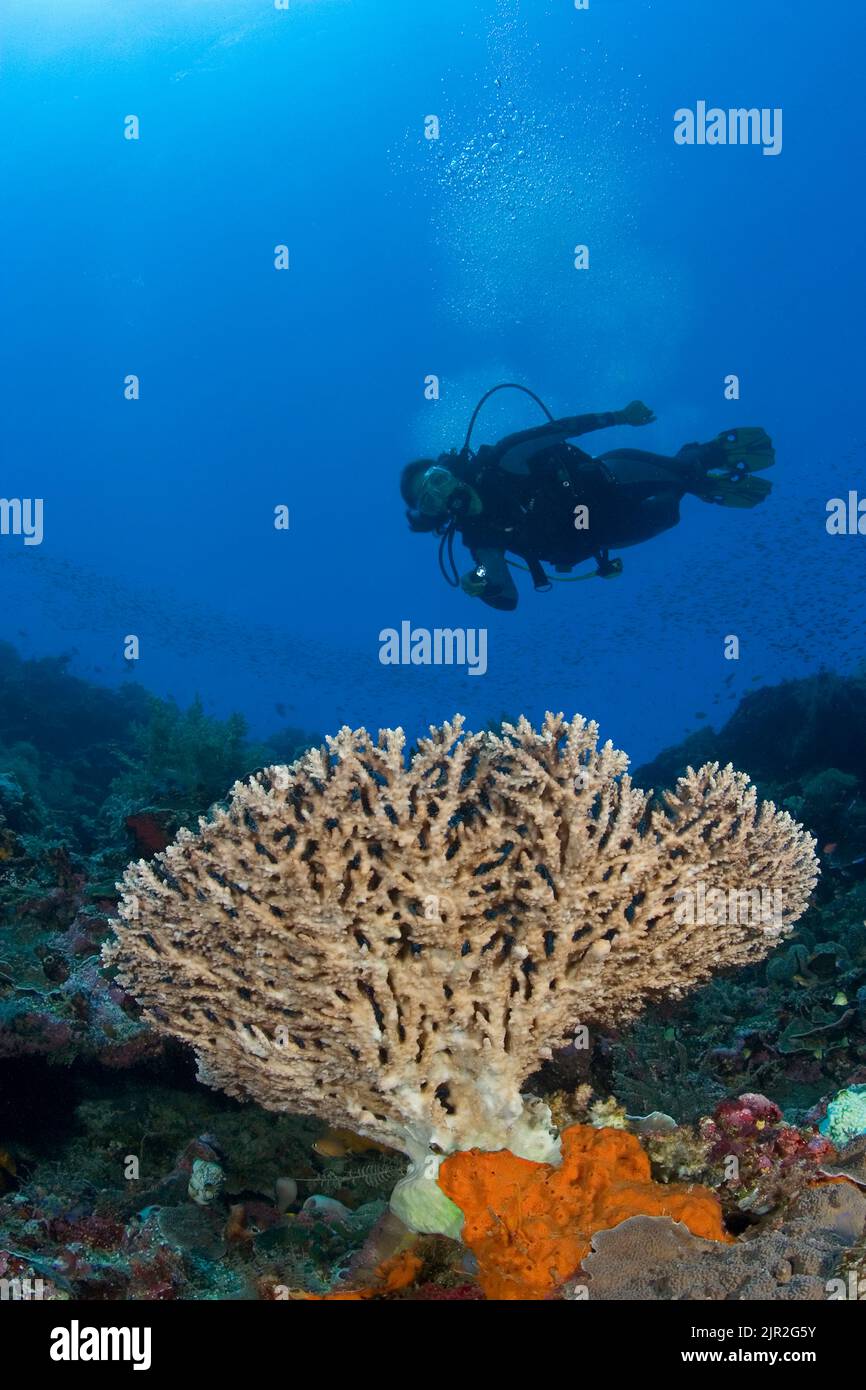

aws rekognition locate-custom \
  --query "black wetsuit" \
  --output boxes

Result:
[445,412,705,611]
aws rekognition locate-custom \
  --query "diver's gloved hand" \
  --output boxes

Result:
[617,400,657,426]
[460,567,488,598]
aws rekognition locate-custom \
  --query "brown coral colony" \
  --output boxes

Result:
[105,712,818,1168]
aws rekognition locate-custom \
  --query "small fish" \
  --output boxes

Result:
[313,1128,394,1159]
[275,702,287,718]
[823,843,838,856]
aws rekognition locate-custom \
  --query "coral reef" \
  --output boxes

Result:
[637,671,866,795]
[102,695,273,848]
[7,658,866,1302]
[0,646,319,1070]
[0,864,160,1068]
[611,673,866,1117]
[0,1061,400,1300]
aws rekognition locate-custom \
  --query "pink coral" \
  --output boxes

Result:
[702,1092,834,1215]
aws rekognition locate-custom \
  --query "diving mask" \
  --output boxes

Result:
[416,465,481,518]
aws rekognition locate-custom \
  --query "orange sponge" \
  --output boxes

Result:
[438,1124,730,1300]
[305,1250,423,1301]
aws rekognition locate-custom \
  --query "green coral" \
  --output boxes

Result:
[609,1016,726,1124]
[819,1085,866,1146]
[103,696,266,832]
[800,768,858,821]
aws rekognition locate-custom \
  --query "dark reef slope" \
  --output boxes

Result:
[606,671,866,1120]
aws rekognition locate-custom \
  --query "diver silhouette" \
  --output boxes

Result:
[401,385,775,611]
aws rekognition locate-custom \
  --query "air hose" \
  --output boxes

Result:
[457,383,621,588]
[461,382,554,455]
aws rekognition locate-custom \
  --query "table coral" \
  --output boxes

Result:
[437,1124,730,1299]
[105,712,816,1232]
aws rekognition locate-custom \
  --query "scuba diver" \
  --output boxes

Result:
[400,384,775,611]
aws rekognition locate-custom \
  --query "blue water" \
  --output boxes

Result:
[1,0,864,766]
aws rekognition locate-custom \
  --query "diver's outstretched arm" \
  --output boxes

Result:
[495,401,655,474]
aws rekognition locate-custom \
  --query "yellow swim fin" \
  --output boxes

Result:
[699,428,775,508]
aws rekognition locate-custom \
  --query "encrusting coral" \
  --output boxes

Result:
[580,1180,866,1300]
[105,713,817,1232]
